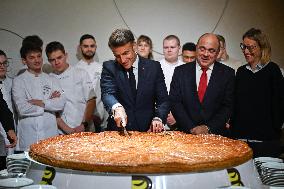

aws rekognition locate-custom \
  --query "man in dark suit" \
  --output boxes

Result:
[101,29,169,132]
[170,33,235,135]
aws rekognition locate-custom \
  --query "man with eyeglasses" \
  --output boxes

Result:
[76,34,108,132]
[0,50,16,155]
[170,33,235,136]
[0,50,13,112]
[0,50,17,170]
[46,41,96,134]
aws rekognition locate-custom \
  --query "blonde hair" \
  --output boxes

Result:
[242,28,271,64]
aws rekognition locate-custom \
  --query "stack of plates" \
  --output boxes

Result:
[254,157,284,186]
[6,153,31,177]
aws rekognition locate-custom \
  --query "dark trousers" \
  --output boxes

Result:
[248,140,282,158]
[0,156,6,170]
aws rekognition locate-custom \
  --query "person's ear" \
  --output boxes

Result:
[22,58,27,65]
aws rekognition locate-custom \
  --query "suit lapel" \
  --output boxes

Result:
[202,62,221,104]
[190,62,200,103]
[186,62,204,120]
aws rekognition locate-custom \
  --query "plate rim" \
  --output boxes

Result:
[0,177,33,187]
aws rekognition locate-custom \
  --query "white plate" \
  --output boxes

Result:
[24,151,48,166]
[21,184,57,189]
[0,169,8,176]
[0,178,33,187]
[254,157,283,163]
[7,153,27,160]
[262,162,284,170]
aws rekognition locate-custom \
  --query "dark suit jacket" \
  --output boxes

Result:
[0,90,15,132]
[101,56,169,131]
[169,61,235,135]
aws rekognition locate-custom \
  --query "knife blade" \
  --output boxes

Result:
[121,117,130,137]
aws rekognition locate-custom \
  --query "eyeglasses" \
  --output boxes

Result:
[240,43,257,52]
[0,61,9,67]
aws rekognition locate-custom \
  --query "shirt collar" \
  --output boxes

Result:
[132,54,139,70]
[196,62,214,71]
[246,62,268,73]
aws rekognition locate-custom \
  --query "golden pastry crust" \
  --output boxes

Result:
[29,131,252,174]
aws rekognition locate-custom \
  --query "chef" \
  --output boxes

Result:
[12,43,66,151]
[46,41,96,134]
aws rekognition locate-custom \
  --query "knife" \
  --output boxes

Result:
[121,117,130,137]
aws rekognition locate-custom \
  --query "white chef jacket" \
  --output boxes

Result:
[12,71,66,151]
[76,60,108,130]
[50,65,96,133]
[1,76,13,112]
[159,58,184,93]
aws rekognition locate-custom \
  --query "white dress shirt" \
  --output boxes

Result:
[196,63,214,89]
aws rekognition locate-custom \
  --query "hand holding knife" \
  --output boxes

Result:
[113,106,130,137]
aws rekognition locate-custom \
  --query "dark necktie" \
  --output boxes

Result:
[198,67,208,102]
[128,67,136,97]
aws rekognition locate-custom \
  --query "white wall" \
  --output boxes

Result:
[0,0,283,77]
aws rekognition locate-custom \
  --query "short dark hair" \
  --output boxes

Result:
[182,42,196,52]
[163,35,180,46]
[0,50,7,57]
[80,34,96,44]
[108,29,135,48]
[45,41,66,57]
[20,42,42,59]
[22,35,43,48]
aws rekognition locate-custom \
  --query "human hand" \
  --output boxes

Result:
[113,106,127,128]
[28,99,44,107]
[225,123,231,129]
[149,118,164,133]
[50,91,61,99]
[6,130,17,148]
[167,112,176,126]
[190,125,209,135]
[73,124,85,133]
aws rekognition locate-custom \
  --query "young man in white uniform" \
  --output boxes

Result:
[46,41,96,134]
[159,35,184,130]
[76,34,108,132]
[12,43,66,151]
